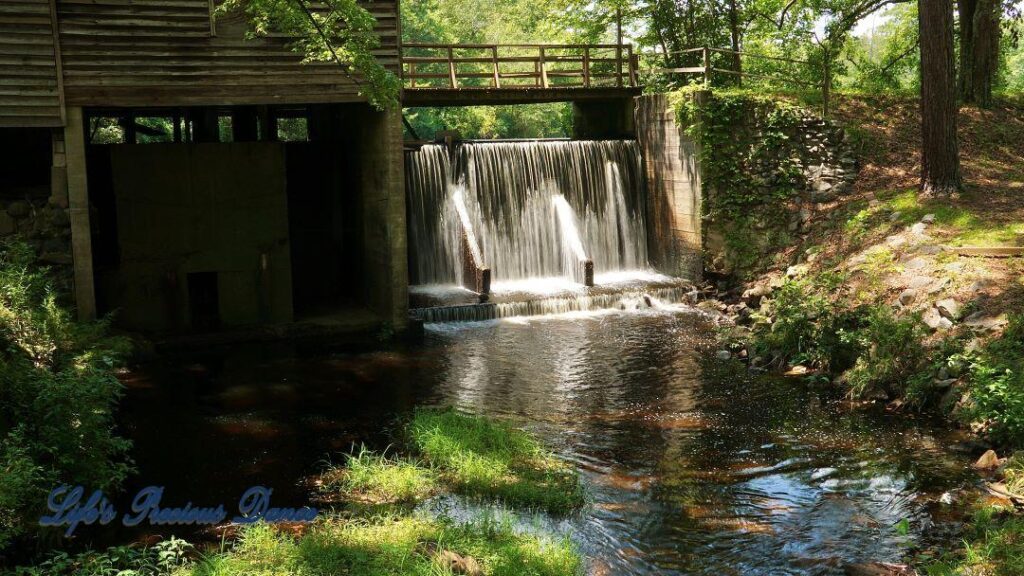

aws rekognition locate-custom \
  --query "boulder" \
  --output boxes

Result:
[897,289,918,307]
[716,350,732,360]
[901,257,928,271]
[6,201,30,219]
[907,275,935,289]
[923,307,953,331]
[921,213,936,224]
[964,312,1009,333]
[910,222,928,236]
[974,449,1000,470]
[935,298,961,321]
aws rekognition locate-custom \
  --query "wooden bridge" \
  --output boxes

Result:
[400,43,641,106]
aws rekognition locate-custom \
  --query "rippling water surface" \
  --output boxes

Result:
[123,308,972,575]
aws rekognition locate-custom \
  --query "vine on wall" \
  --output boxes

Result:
[669,88,854,278]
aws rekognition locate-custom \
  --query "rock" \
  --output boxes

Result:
[901,257,928,271]
[897,289,918,307]
[436,550,483,576]
[0,212,14,236]
[784,365,810,376]
[742,285,772,302]
[968,280,991,294]
[910,222,928,236]
[907,276,935,289]
[6,201,30,219]
[923,307,953,331]
[974,449,1000,470]
[921,213,936,224]
[843,562,916,576]
[964,312,1009,333]
[916,244,942,256]
[926,277,951,295]
[786,265,808,278]
[716,350,732,360]
[935,298,961,321]
[885,235,907,249]
[889,211,902,222]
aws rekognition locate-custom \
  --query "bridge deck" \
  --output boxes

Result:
[401,43,640,106]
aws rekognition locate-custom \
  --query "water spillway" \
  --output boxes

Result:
[406,140,651,296]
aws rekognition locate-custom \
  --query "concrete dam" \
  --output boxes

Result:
[405,138,694,322]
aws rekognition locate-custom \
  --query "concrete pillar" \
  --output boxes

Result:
[64,107,97,320]
[572,98,636,139]
[355,106,409,332]
[634,94,703,281]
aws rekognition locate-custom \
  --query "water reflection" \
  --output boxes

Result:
[122,309,971,575]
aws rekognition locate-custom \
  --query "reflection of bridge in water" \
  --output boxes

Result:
[400,43,641,106]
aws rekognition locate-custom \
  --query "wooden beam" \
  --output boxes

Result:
[64,106,96,321]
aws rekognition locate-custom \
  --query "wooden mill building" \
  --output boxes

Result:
[1,0,407,336]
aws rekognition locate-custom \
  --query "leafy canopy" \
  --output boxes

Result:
[220,0,400,109]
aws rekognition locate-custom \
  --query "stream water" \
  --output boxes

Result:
[120,307,974,575]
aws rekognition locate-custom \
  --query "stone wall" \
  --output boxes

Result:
[636,91,857,282]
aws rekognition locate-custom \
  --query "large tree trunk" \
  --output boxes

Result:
[958,0,1000,106]
[919,0,963,196]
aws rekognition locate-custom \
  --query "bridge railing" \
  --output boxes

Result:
[640,47,831,114]
[401,43,639,90]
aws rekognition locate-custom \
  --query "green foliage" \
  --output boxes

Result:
[923,505,1024,576]
[405,104,572,140]
[407,409,585,514]
[839,305,926,397]
[0,240,131,551]
[219,0,400,110]
[751,273,857,370]
[8,537,192,576]
[674,88,806,221]
[960,315,1024,445]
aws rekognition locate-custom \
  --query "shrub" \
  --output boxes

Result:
[960,315,1024,444]
[9,537,192,576]
[839,305,927,397]
[0,240,131,550]
[752,273,857,370]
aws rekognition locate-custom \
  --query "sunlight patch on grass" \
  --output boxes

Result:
[321,448,438,505]
[177,517,583,576]
[408,409,586,514]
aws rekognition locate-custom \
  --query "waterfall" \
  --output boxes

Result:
[405,140,649,288]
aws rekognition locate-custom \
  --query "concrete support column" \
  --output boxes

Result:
[64,107,97,320]
[634,94,703,281]
[356,106,409,332]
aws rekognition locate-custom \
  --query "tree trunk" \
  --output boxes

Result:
[728,0,742,85]
[919,0,963,196]
[958,0,1000,106]
[958,0,977,100]
[971,0,999,107]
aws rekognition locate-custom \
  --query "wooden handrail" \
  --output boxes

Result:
[400,43,639,90]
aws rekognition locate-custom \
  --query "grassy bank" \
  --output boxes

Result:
[6,410,585,576]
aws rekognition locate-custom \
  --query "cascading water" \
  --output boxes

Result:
[406,139,688,321]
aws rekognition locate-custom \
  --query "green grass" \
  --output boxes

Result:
[321,448,438,505]
[176,517,582,576]
[922,506,1024,576]
[874,189,1024,247]
[407,409,586,514]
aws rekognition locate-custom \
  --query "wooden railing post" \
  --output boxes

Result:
[491,45,500,88]
[539,46,548,88]
[627,45,637,86]
[409,61,416,88]
[616,44,623,87]
[583,47,591,87]
[703,47,711,86]
[447,45,457,89]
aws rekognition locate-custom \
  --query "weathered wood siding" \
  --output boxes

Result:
[55,0,399,108]
[0,0,64,127]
